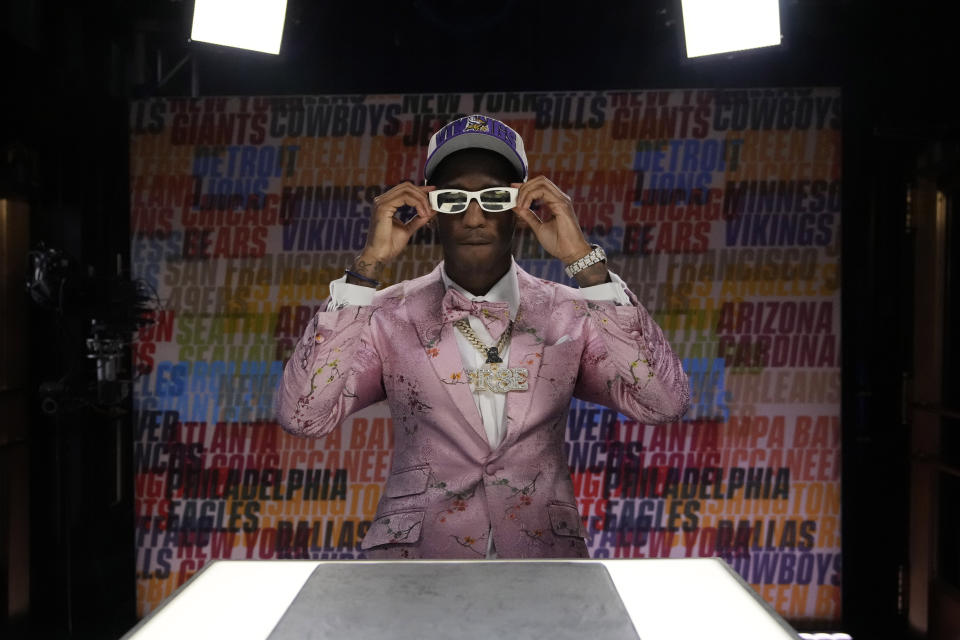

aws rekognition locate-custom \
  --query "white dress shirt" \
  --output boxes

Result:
[327,257,632,556]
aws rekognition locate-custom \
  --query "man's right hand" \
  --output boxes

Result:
[347,182,437,287]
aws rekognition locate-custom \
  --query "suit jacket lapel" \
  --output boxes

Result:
[407,265,490,449]
[498,264,553,452]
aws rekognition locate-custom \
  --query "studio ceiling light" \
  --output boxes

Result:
[680,0,782,58]
[190,0,288,55]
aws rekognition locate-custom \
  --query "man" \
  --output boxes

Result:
[274,114,689,559]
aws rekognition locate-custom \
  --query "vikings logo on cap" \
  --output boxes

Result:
[464,115,490,132]
[424,114,528,183]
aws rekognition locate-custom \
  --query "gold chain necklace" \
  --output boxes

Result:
[453,318,513,363]
[453,318,529,393]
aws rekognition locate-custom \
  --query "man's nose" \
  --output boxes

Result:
[461,200,487,228]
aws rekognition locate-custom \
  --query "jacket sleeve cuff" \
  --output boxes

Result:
[578,269,632,306]
[327,274,376,310]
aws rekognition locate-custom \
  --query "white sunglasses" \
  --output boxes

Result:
[428,187,519,214]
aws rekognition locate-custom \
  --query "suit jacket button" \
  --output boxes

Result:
[484,463,497,476]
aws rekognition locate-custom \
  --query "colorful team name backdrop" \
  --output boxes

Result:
[129,88,841,622]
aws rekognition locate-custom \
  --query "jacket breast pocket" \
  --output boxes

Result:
[540,338,583,368]
[547,501,587,538]
[384,464,431,498]
[360,509,426,550]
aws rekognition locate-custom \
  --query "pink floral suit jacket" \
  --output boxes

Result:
[274,263,690,559]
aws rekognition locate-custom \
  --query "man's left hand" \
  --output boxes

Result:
[511,176,608,285]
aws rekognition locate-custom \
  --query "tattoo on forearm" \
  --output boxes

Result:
[353,256,385,278]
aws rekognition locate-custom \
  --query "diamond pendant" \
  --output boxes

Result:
[466,363,529,393]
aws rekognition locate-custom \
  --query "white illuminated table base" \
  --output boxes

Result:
[122,558,800,640]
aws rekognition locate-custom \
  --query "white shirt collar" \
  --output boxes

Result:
[440,256,520,320]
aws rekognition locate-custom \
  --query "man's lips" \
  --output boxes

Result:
[458,237,493,245]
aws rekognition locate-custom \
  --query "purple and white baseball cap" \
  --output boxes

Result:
[424,114,528,183]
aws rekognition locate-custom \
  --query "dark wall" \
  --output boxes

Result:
[3,1,138,636]
[1,0,954,637]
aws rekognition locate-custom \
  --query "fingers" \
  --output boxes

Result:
[403,212,432,234]
[373,182,437,221]
[512,176,572,218]
[512,204,543,231]
[363,183,437,263]
[511,176,590,261]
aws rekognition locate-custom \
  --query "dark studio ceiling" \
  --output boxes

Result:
[128,0,851,94]
[0,0,957,154]
[0,1,955,120]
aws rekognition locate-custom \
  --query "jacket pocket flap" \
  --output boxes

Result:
[541,338,582,366]
[547,502,586,537]
[384,465,431,498]
[360,509,426,549]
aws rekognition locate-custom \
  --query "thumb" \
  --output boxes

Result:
[404,213,432,236]
[513,206,542,233]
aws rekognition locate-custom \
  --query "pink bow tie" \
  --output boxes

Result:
[441,287,511,339]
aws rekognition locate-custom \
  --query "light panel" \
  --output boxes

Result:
[190,0,287,55]
[681,0,781,58]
